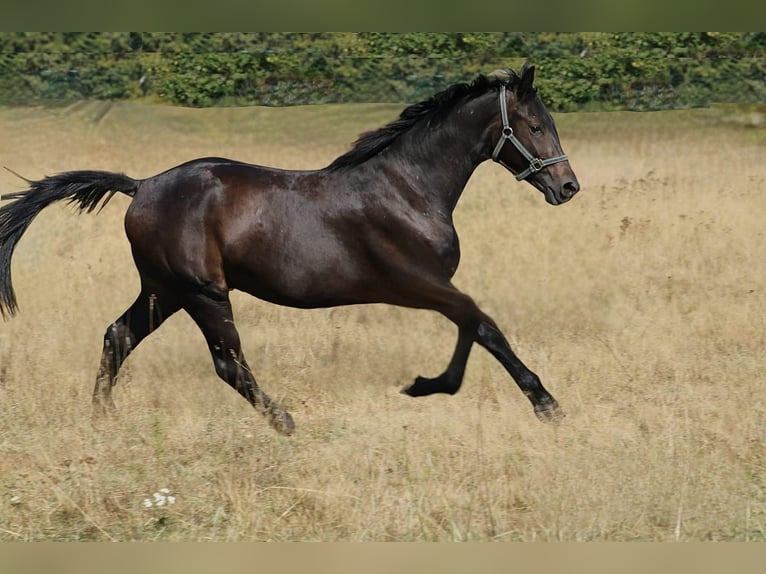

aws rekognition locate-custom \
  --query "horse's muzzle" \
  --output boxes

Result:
[544,179,580,205]
[530,168,580,205]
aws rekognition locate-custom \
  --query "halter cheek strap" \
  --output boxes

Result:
[491,85,569,181]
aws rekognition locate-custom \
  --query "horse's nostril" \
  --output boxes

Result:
[563,180,580,197]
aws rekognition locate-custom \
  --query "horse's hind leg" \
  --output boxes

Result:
[92,289,180,416]
[181,291,295,436]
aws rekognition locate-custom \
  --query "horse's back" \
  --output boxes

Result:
[126,156,297,224]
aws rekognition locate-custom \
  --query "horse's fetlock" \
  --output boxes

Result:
[519,372,542,390]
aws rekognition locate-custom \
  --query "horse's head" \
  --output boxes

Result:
[490,64,580,206]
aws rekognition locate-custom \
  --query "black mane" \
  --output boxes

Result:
[326,72,518,171]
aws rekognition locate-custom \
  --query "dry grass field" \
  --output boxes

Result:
[0,98,764,541]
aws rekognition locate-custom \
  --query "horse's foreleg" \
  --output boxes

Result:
[397,284,482,397]
[476,318,562,423]
[401,324,476,397]
[93,289,179,416]
[392,276,562,423]
[181,291,295,436]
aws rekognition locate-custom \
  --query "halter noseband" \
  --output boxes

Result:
[491,84,569,181]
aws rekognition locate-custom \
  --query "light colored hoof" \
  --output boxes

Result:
[268,408,295,436]
[534,400,565,425]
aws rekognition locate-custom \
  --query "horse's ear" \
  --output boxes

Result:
[519,63,535,96]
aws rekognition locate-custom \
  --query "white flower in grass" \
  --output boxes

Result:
[143,488,176,509]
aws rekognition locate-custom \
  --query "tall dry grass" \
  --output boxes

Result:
[0,100,764,541]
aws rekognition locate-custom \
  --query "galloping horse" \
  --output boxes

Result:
[0,65,579,435]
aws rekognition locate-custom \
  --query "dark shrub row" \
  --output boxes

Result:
[1,33,764,111]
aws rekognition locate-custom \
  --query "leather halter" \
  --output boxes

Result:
[491,84,569,181]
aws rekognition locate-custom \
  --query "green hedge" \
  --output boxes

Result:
[1,32,764,111]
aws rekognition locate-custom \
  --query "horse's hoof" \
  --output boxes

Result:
[401,376,436,397]
[401,375,459,397]
[400,377,423,397]
[269,409,296,436]
[534,401,565,425]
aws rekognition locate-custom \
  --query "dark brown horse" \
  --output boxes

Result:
[0,65,579,435]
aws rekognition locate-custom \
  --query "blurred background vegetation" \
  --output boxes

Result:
[1,32,764,111]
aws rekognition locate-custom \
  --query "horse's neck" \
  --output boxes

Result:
[383,95,497,212]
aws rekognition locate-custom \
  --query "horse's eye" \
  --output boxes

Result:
[531,125,543,135]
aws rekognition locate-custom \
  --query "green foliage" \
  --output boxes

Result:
[1,32,764,111]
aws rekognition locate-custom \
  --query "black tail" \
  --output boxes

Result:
[0,170,139,318]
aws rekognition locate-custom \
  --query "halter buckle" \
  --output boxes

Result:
[530,158,544,172]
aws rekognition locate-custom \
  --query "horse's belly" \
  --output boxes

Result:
[224,240,363,309]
